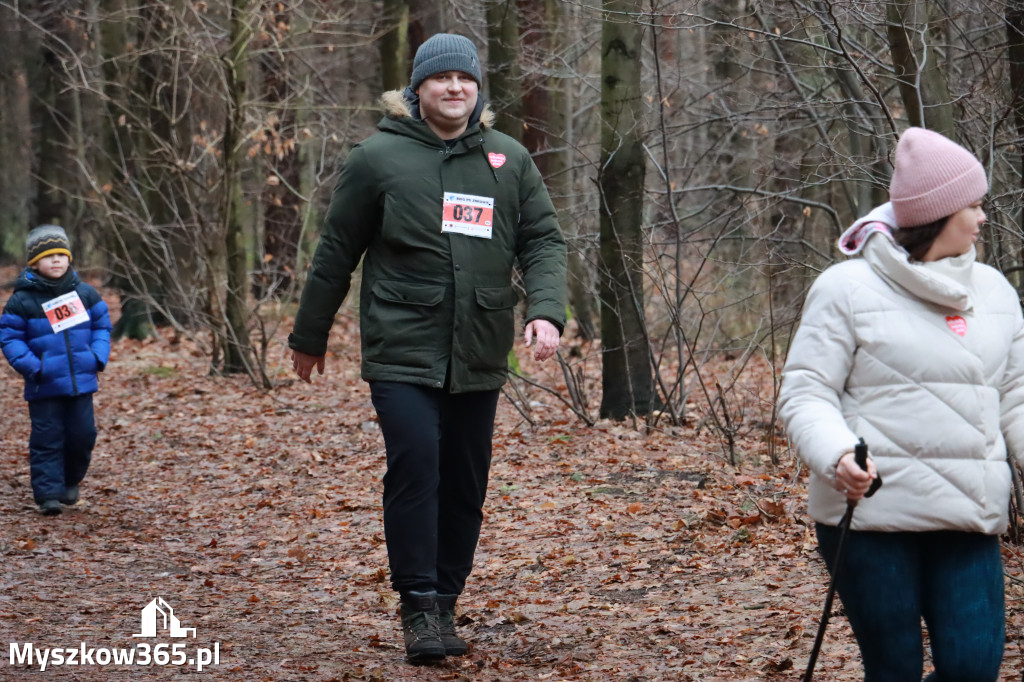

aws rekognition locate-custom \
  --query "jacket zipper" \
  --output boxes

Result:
[35,351,45,393]
[64,330,78,395]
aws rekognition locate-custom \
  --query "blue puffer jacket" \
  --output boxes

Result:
[0,268,111,401]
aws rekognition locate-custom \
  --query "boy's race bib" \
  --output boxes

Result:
[42,291,89,333]
[441,192,495,239]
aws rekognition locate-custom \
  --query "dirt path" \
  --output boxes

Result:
[1,283,1023,680]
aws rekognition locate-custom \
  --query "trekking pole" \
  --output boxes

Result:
[802,438,882,682]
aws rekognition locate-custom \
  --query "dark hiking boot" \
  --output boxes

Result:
[59,485,79,505]
[400,590,445,665]
[38,499,62,516]
[436,593,468,656]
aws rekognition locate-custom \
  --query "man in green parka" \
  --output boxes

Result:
[289,33,567,664]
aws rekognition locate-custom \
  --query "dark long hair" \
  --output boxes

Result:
[894,215,949,262]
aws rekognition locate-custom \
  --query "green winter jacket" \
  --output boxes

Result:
[289,91,567,392]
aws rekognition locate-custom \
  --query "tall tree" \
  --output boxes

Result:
[379,0,410,91]
[97,0,153,341]
[221,0,256,376]
[407,0,444,49]
[30,2,81,228]
[886,0,954,136]
[762,13,816,325]
[518,0,596,340]
[0,5,33,259]
[598,1,651,420]
[1008,1,1024,194]
[803,1,892,213]
[485,0,523,141]
[255,4,305,299]
[102,0,200,340]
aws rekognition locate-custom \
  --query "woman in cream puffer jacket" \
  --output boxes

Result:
[780,128,1024,681]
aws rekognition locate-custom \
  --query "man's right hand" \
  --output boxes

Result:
[292,350,326,383]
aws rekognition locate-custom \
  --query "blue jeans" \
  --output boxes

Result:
[816,523,1003,681]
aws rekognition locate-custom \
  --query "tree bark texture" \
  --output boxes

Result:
[379,0,410,92]
[111,1,199,339]
[485,0,523,142]
[255,5,304,300]
[30,2,79,228]
[886,0,954,136]
[598,1,652,420]
[407,0,444,55]
[222,0,253,374]
[0,6,33,260]
[527,0,596,340]
[1008,1,1024,190]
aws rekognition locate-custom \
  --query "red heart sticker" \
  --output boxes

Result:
[488,153,506,169]
[946,315,967,336]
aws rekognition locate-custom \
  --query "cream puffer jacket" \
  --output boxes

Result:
[780,218,1024,533]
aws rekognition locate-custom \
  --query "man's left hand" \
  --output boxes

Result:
[524,319,559,362]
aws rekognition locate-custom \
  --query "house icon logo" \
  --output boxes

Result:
[132,597,196,638]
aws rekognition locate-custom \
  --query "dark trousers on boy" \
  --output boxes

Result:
[29,393,95,503]
[369,381,500,597]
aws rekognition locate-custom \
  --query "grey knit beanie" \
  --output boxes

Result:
[25,224,72,266]
[410,33,481,91]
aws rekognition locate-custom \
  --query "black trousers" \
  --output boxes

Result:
[369,381,500,596]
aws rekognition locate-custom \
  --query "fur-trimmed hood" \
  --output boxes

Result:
[380,89,496,129]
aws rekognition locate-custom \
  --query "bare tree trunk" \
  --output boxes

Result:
[528,0,596,340]
[811,0,893,212]
[485,0,522,141]
[222,0,253,374]
[1008,1,1024,291]
[408,0,444,50]
[599,0,652,420]
[766,21,811,325]
[886,0,954,136]
[30,2,79,227]
[255,4,304,300]
[1008,1,1024,193]
[0,6,33,259]
[96,0,129,190]
[518,0,548,165]
[707,0,754,186]
[100,0,154,341]
[111,1,197,340]
[379,0,410,92]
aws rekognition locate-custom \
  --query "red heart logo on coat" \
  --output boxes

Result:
[488,153,506,169]
[946,315,967,336]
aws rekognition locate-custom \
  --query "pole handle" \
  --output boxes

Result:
[854,438,882,498]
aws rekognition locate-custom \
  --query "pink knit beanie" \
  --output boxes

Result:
[889,127,987,228]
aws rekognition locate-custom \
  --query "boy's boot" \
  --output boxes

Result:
[59,485,79,506]
[399,590,445,664]
[435,593,468,656]
[38,500,61,516]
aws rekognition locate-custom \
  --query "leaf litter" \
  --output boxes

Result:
[1,279,1024,680]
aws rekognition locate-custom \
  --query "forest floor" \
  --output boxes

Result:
[2,268,1024,681]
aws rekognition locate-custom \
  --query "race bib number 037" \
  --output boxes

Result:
[42,291,89,333]
[441,192,495,239]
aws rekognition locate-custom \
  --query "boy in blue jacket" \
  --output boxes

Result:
[0,225,111,515]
